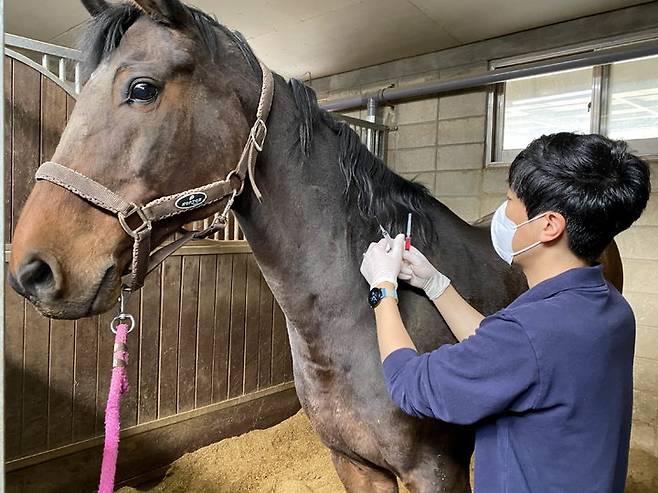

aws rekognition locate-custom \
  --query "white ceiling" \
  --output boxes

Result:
[5,0,649,79]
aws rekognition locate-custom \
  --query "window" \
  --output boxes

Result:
[488,45,658,164]
[604,55,658,155]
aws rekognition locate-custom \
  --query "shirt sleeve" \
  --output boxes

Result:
[381,311,541,424]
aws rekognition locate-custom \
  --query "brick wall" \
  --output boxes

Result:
[310,1,658,473]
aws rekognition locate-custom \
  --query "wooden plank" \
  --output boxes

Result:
[138,266,161,424]
[212,254,232,402]
[11,60,41,234]
[159,256,181,418]
[228,254,247,398]
[6,385,301,493]
[121,290,141,428]
[4,273,25,459]
[21,305,50,455]
[257,276,273,390]
[243,256,261,394]
[195,256,216,408]
[95,308,115,435]
[72,316,98,442]
[177,256,200,413]
[271,301,289,385]
[47,319,75,449]
[40,77,67,162]
[4,56,13,242]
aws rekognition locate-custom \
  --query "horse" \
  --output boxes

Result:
[7,1,623,491]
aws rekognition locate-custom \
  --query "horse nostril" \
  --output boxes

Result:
[15,254,61,300]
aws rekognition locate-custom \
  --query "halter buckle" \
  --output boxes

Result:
[250,118,267,152]
[118,203,152,239]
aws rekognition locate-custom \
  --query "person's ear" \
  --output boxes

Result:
[81,0,109,17]
[539,212,566,243]
[131,0,194,27]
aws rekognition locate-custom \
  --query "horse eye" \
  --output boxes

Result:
[129,82,159,103]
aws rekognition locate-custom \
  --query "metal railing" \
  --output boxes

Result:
[333,113,390,161]
[5,33,83,95]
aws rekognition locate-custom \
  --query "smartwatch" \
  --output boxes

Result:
[368,287,398,309]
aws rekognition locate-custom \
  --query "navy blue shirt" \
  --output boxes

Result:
[383,264,635,492]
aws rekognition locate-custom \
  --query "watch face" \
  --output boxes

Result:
[368,287,382,308]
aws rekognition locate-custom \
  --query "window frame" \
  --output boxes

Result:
[486,29,658,166]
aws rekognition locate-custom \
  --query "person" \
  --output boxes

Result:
[360,133,651,492]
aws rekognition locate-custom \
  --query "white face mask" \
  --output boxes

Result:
[490,201,548,265]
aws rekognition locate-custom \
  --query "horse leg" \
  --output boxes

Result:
[330,451,399,493]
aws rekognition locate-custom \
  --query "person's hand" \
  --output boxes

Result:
[399,246,451,300]
[360,234,405,288]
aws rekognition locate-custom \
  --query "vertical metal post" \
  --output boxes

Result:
[58,57,66,82]
[590,65,603,134]
[366,97,378,153]
[74,62,82,94]
[41,53,48,71]
[233,213,240,240]
[0,0,7,489]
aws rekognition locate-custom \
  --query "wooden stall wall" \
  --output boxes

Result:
[3,55,298,492]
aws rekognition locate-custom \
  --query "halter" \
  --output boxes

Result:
[35,61,274,292]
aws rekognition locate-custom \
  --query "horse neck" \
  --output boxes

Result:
[232,79,358,324]
[231,78,470,331]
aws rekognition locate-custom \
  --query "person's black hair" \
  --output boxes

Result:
[508,132,651,264]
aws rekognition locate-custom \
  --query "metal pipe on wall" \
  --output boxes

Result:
[319,39,658,112]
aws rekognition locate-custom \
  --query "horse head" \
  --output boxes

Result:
[9,0,265,318]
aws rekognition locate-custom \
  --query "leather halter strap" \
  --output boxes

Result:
[35,61,274,292]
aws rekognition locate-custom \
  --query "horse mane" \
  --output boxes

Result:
[79,2,437,244]
[288,80,437,244]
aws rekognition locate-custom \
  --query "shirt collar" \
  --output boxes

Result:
[508,263,607,309]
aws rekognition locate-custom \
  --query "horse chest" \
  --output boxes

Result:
[289,336,387,459]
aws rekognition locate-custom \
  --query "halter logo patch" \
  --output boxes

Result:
[175,192,208,210]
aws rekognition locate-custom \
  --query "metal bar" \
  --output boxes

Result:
[590,66,603,134]
[5,33,82,61]
[41,53,48,70]
[233,213,240,240]
[0,2,7,490]
[5,49,78,98]
[598,65,611,135]
[74,62,82,94]
[58,57,66,82]
[331,113,389,131]
[320,39,658,112]
[365,97,377,152]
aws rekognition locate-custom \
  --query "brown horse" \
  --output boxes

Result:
[8,1,623,491]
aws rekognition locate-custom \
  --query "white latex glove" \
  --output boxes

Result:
[399,246,451,300]
[360,234,405,289]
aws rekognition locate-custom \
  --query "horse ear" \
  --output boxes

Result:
[81,0,110,16]
[130,0,194,27]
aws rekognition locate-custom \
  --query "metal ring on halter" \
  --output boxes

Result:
[225,169,246,195]
[111,313,136,334]
[111,290,135,333]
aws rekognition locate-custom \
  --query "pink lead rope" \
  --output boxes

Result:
[99,292,134,493]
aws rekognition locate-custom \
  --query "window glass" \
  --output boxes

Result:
[500,68,593,160]
[606,55,658,155]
